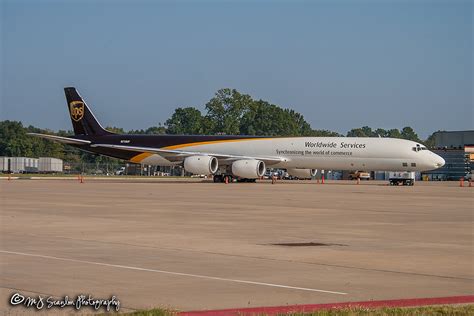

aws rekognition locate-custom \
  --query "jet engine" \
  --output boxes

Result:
[184,156,218,175]
[286,168,317,179]
[231,159,266,179]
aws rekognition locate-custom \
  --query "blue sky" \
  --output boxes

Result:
[1,0,472,138]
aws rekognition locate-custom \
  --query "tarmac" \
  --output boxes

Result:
[1,179,473,314]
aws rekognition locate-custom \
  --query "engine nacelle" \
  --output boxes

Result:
[232,159,266,179]
[287,168,317,179]
[184,156,218,175]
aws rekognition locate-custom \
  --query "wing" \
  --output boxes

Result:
[91,144,284,165]
[27,133,91,145]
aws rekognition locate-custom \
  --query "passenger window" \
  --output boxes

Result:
[411,163,416,167]
[402,162,408,167]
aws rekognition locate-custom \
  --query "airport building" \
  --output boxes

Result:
[431,130,474,149]
[422,130,474,181]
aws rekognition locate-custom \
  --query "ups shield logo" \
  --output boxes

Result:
[69,101,85,122]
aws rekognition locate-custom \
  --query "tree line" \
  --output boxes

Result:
[0,88,436,163]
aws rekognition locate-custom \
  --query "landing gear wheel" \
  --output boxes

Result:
[213,175,223,183]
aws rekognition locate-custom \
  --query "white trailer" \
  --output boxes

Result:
[24,158,39,173]
[0,157,7,172]
[38,157,63,173]
[0,157,40,173]
[389,171,415,186]
[0,157,30,173]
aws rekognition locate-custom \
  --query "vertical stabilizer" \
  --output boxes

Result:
[64,87,112,136]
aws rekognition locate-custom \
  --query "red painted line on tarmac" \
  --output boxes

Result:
[180,296,474,316]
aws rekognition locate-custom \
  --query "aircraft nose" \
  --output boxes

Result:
[434,154,445,168]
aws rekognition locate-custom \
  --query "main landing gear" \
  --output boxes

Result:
[213,175,256,183]
[213,175,229,183]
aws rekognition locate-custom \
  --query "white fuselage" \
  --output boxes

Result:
[140,137,445,172]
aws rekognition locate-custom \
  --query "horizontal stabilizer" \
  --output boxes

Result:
[27,133,91,145]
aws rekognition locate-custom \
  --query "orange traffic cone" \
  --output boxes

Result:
[460,178,464,187]
[321,174,325,184]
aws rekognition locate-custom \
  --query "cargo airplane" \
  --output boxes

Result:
[29,87,445,182]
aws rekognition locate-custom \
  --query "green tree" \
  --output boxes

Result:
[373,128,388,137]
[423,130,443,148]
[347,126,373,137]
[400,126,421,142]
[240,100,282,135]
[307,129,342,137]
[287,109,312,136]
[26,125,66,158]
[166,107,205,135]
[205,88,253,135]
[145,126,166,134]
[0,121,34,157]
[347,126,423,141]
[128,129,146,134]
[239,100,314,136]
[386,128,402,138]
[105,126,125,134]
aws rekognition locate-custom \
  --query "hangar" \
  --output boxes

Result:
[422,130,474,181]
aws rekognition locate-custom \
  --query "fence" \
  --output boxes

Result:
[62,162,185,176]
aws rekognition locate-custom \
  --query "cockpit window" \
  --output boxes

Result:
[412,144,427,152]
